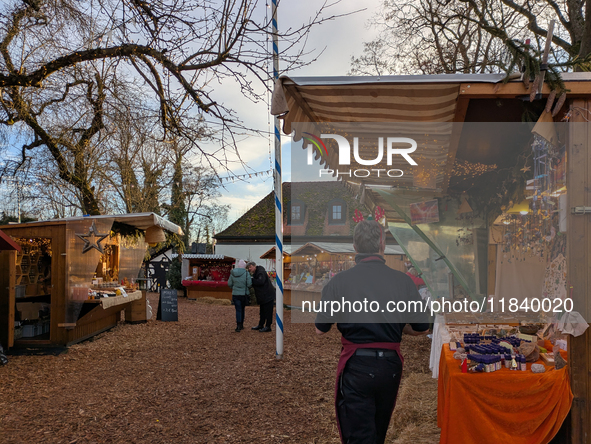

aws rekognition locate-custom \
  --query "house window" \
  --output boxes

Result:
[332,205,342,220]
[288,200,305,225]
[328,199,346,225]
[291,204,301,222]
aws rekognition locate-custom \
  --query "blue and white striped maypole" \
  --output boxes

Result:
[272,0,284,359]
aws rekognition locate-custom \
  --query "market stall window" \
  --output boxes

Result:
[328,199,346,225]
[13,237,53,341]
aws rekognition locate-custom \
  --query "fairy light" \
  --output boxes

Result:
[452,159,498,177]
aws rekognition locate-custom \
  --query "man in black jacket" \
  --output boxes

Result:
[246,261,275,332]
[315,220,429,444]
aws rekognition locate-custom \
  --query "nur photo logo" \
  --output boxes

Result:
[303,132,418,178]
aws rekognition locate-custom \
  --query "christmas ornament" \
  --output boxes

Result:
[75,221,109,254]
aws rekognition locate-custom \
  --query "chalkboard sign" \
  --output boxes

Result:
[156,288,178,322]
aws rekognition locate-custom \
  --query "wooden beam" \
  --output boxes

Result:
[284,84,324,126]
[567,99,591,443]
[459,81,591,98]
[0,250,16,349]
[487,244,497,298]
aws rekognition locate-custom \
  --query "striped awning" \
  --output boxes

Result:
[270,75,496,193]
[269,73,591,211]
[271,75,482,136]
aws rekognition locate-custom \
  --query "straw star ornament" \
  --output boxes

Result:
[76,221,109,254]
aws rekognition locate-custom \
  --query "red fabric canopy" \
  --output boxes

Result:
[0,229,20,251]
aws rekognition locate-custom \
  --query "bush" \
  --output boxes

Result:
[166,258,184,290]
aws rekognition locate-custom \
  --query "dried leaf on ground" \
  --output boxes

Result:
[0,293,438,443]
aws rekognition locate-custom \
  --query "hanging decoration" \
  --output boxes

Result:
[217,169,273,184]
[456,197,474,246]
[352,209,364,223]
[75,221,109,254]
[410,200,439,225]
[351,206,387,227]
[497,129,566,263]
[374,206,386,227]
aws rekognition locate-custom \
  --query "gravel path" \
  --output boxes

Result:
[0,294,438,444]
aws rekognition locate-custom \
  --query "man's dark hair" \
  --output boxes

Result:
[353,220,384,253]
[246,261,257,269]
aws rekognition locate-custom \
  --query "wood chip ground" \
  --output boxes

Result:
[0,293,439,443]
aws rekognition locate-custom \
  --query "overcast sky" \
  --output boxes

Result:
[214,0,380,224]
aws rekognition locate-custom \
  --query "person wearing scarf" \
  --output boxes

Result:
[228,259,251,332]
[315,220,430,444]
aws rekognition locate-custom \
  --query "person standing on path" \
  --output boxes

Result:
[228,260,252,332]
[246,261,275,332]
[315,220,430,444]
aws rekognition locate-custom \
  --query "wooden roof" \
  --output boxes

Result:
[271,73,591,193]
[0,229,20,251]
[0,212,183,235]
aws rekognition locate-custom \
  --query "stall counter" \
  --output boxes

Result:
[182,279,233,300]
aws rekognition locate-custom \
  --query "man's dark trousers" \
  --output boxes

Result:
[259,301,274,328]
[337,353,403,444]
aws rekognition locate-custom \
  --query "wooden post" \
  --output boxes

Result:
[487,244,497,298]
[0,250,16,349]
[567,100,591,443]
[127,290,148,323]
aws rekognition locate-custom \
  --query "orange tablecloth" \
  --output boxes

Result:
[437,344,572,444]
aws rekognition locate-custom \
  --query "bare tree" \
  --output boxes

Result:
[102,104,172,215]
[183,167,229,245]
[0,0,343,215]
[350,0,591,78]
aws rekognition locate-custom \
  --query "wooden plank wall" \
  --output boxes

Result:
[0,250,16,349]
[385,255,407,273]
[186,287,231,300]
[567,100,591,443]
[66,305,122,345]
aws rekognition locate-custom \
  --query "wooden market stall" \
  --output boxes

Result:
[284,242,405,307]
[259,245,296,305]
[0,213,182,349]
[260,245,292,279]
[180,254,235,300]
[271,72,591,442]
